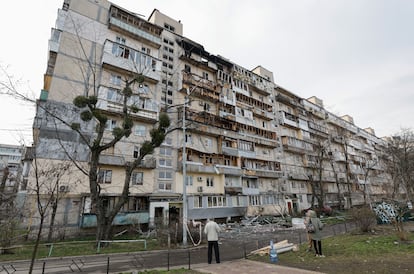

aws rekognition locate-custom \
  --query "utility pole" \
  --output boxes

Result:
[182,91,188,246]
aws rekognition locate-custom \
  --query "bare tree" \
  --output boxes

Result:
[0,167,20,252]
[307,139,328,210]
[385,129,414,201]
[27,155,74,273]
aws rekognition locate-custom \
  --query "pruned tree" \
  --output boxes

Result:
[2,8,171,246]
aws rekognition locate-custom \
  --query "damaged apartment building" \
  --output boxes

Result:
[21,0,391,234]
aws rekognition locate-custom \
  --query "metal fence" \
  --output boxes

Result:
[0,222,356,274]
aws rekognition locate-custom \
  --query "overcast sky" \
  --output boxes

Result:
[1,0,413,146]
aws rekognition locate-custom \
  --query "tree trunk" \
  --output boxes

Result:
[47,198,58,242]
[29,215,45,274]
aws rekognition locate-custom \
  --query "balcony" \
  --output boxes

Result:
[281,136,313,154]
[109,6,162,48]
[182,71,221,95]
[279,111,299,128]
[332,151,346,162]
[242,187,260,195]
[102,40,161,82]
[99,154,156,169]
[97,86,158,122]
[349,164,364,175]
[308,121,329,137]
[81,211,149,228]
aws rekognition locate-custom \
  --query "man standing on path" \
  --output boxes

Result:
[204,218,221,264]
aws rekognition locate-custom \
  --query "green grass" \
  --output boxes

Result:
[250,225,414,274]
[0,238,161,261]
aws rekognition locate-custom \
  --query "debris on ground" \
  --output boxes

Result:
[248,239,297,256]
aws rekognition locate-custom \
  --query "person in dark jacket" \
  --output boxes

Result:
[308,210,325,257]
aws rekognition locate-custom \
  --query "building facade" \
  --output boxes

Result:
[22,0,392,235]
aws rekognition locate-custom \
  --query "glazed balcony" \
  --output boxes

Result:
[97,86,158,122]
[102,40,161,82]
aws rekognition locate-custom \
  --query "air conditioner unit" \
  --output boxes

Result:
[197,176,203,182]
[197,186,203,192]
[59,185,69,192]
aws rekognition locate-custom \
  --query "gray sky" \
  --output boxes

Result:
[1,0,413,145]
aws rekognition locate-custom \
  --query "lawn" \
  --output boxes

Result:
[250,223,414,274]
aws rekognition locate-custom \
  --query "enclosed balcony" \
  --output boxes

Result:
[102,40,161,82]
[97,86,158,122]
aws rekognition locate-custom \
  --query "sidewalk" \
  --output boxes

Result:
[170,259,324,274]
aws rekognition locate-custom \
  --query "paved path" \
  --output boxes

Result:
[145,259,324,274]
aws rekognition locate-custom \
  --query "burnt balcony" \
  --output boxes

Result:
[109,5,162,48]
[182,71,222,94]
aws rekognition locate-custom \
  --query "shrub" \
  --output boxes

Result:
[350,206,377,232]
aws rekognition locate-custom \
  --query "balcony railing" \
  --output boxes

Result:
[281,136,313,153]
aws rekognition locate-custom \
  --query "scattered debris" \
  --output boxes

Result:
[248,239,296,256]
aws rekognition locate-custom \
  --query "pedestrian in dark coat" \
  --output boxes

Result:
[308,210,324,257]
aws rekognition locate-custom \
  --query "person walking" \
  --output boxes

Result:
[308,210,325,257]
[204,218,221,264]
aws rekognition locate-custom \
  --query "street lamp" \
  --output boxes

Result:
[181,84,199,246]
[182,90,189,246]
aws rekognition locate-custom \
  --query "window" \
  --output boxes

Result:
[159,158,172,167]
[133,146,139,158]
[204,138,212,147]
[162,137,173,146]
[105,119,116,130]
[184,65,191,73]
[206,177,214,187]
[98,170,112,184]
[160,147,172,156]
[134,125,146,136]
[127,197,149,211]
[185,134,192,144]
[159,170,173,179]
[202,72,209,80]
[158,182,172,191]
[141,47,151,55]
[185,175,193,186]
[207,196,226,207]
[110,74,122,86]
[164,23,175,32]
[131,172,143,185]
[194,196,202,208]
[116,36,126,44]
[107,88,121,103]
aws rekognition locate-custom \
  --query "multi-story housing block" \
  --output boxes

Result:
[0,144,24,192]
[22,0,392,236]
